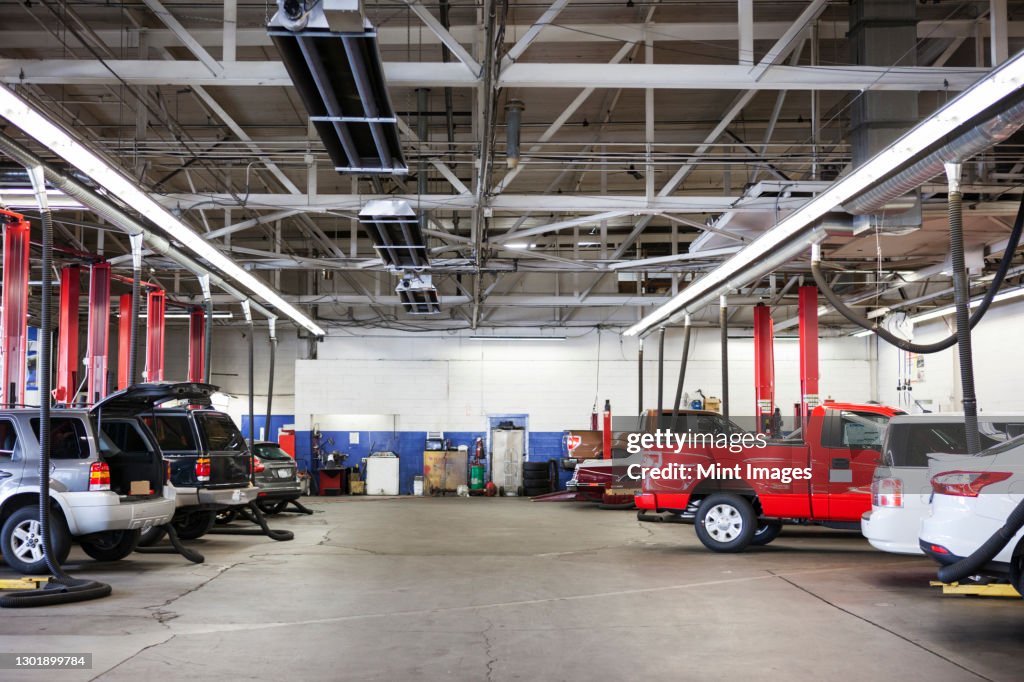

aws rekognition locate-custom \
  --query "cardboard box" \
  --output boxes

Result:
[350,481,365,495]
[130,480,150,496]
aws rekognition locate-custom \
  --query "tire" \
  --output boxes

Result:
[215,509,237,525]
[257,500,289,515]
[137,526,167,547]
[523,486,550,497]
[693,493,757,553]
[1,505,72,575]
[1010,542,1024,599]
[523,462,549,473]
[79,530,141,562]
[751,520,783,546]
[523,472,550,483]
[172,510,217,540]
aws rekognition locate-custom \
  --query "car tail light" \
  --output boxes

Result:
[166,460,172,483]
[195,457,211,483]
[928,544,950,555]
[930,470,1012,497]
[871,477,903,507]
[89,461,111,491]
[251,456,265,474]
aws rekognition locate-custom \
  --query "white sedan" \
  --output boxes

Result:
[919,434,1024,593]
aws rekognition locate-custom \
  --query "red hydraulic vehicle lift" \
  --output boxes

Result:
[145,289,166,382]
[117,293,133,390]
[798,285,821,429]
[1,210,30,407]
[86,263,111,403]
[187,306,205,383]
[55,265,81,406]
[753,304,775,434]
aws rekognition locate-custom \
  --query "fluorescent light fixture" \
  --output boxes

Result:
[504,243,536,250]
[468,335,567,342]
[0,84,326,337]
[623,52,1024,338]
[853,329,874,338]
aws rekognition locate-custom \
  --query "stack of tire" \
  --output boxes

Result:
[523,460,558,497]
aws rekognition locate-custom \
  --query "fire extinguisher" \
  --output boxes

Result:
[602,399,612,460]
[473,437,484,464]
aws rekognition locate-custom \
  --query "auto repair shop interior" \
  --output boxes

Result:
[1,0,1024,680]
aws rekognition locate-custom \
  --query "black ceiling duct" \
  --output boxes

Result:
[396,274,441,315]
[358,199,428,269]
[269,1,407,175]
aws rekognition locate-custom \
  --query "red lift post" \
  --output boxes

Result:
[1,210,30,407]
[86,263,111,403]
[753,304,775,434]
[798,286,821,431]
[187,306,205,383]
[145,290,166,382]
[117,293,133,390]
[55,265,81,406]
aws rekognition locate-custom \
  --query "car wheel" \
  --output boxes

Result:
[137,526,167,547]
[1,505,71,575]
[257,500,288,515]
[172,510,217,540]
[215,509,237,525]
[80,530,141,562]
[693,493,757,553]
[751,520,783,546]
[1010,542,1024,599]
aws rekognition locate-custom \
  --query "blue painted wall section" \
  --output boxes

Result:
[267,420,572,495]
[240,415,297,442]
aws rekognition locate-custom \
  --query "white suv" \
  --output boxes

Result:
[919,433,1024,592]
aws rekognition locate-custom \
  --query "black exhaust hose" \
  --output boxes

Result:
[938,496,1024,584]
[672,322,692,431]
[127,259,141,386]
[812,191,1024,355]
[265,333,276,441]
[948,187,981,454]
[203,297,213,384]
[1,197,111,607]
[720,302,729,423]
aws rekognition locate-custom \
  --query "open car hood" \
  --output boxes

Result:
[90,382,217,415]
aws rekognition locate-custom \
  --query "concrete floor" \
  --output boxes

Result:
[0,497,1022,681]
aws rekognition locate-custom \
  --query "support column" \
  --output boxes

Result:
[798,286,820,430]
[145,290,166,382]
[1,212,30,407]
[86,263,111,403]
[720,296,729,421]
[56,265,81,406]
[753,304,775,434]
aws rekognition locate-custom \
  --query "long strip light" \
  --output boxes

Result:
[0,85,326,337]
[852,286,1024,337]
[624,51,1024,337]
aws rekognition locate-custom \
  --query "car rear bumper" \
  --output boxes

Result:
[59,490,176,536]
[861,508,925,555]
[256,486,302,502]
[174,485,257,510]
[635,492,691,513]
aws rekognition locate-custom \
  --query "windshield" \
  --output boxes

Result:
[254,444,292,461]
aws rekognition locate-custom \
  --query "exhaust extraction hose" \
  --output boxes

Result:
[811,191,1024,355]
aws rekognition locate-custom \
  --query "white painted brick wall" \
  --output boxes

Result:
[293,328,875,432]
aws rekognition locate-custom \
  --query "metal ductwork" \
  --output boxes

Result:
[396,273,440,315]
[358,199,428,269]
[846,0,921,235]
[0,132,276,321]
[844,97,1024,216]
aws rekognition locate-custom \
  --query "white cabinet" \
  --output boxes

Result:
[365,453,400,495]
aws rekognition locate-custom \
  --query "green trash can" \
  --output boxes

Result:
[470,464,485,490]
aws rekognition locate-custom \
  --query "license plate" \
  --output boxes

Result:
[277,468,293,479]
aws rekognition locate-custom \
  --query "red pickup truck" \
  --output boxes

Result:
[634,402,903,552]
